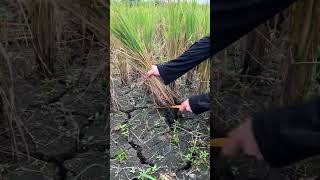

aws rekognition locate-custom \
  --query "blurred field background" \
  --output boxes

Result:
[0,0,108,179]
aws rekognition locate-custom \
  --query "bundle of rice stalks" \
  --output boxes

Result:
[111,6,177,106]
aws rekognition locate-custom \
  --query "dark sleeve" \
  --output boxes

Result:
[157,36,210,85]
[252,97,320,167]
[189,93,210,115]
[212,0,297,55]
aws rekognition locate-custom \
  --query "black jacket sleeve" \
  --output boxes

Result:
[189,93,210,114]
[252,97,320,167]
[157,36,210,85]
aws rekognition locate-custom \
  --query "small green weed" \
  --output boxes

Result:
[138,165,158,180]
[115,123,129,138]
[183,140,209,170]
[115,147,128,163]
[170,121,180,147]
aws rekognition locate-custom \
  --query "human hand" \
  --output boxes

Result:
[145,65,160,78]
[221,118,264,160]
[178,99,193,113]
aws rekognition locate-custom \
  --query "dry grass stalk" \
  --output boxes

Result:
[59,0,108,48]
[119,46,177,106]
[280,0,320,104]
[22,0,61,77]
[0,43,30,160]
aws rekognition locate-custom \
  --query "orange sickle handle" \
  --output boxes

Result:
[209,138,228,148]
[169,105,182,109]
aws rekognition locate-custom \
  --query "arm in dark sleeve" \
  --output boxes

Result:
[251,97,320,167]
[157,36,210,85]
[189,93,209,115]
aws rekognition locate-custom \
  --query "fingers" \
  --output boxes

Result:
[145,65,159,78]
[145,69,153,78]
[179,99,192,112]
[185,105,192,112]
[178,105,185,112]
[221,118,264,161]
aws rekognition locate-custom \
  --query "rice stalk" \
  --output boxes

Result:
[280,0,320,104]
[0,43,29,161]
[59,0,108,47]
[23,0,61,77]
[113,48,129,86]
[198,59,211,93]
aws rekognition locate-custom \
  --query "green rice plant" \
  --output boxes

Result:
[182,0,200,44]
[138,165,158,180]
[163,1,185,59]
[196,4,210,37]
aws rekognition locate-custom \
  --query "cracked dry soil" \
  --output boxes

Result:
[110,78,210,179]
[0,46,108,180]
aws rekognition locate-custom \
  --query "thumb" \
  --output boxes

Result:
[145,69,154,78]
[179,104,187,112]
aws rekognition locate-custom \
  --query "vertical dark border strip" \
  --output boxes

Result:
[210,0,215,179]
[105,0,110,178]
